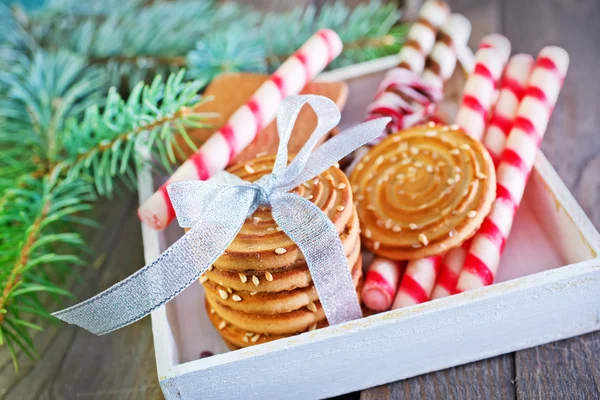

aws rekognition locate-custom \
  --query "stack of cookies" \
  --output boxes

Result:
[201,154,362,349]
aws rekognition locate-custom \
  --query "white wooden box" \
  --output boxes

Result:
[138,56,600,399]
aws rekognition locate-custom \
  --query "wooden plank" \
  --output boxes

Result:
[501,0,600,397]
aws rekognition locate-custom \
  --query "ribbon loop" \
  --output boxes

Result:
[52,94,390,336]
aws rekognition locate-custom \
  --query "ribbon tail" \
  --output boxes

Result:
[52,188,257,335]
[271,193,362,325]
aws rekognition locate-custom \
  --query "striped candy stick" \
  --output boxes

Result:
[361,258,406,311]
[429,35,512,300]
[454,34,511,141]
[483,54,535,164]
[397,0,451,72]
[138,29,343,230]
[454,47,569,293]
[392,255,443,308]
[364,0,450,133]
[421,13,472,91]
[388,21,475,309]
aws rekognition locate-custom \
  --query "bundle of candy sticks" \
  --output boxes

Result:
[361,0,569,310]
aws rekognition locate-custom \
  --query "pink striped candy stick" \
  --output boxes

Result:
[455,47,569,293]
[392,255,443,309]
[138,29,343,230]
[361,258,406,311]
[430,36,511,299]
[483,54,535,164]
[454,34,511,141]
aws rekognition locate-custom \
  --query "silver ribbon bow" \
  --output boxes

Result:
[52,95,390,335]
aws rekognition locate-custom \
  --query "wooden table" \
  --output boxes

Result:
[2,0,599,398]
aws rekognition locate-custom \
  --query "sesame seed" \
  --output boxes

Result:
[428,121,436,127]
[275,227,282,231]
[447,178,455,185]
[363,155,371,162]
[450,124,460,130]
[334,162,340,168]
[250,291,257,295]
[375,155,385,165]
[275,247,287,255]
[476,172,487,180]
[373,241,381,250]
[410,147,419,155]
[307,302,317,313]
[440,243,448,250]
[199,275,208,284]
[418,233,429,246]
[366,204,376,211]
[426,165,434,173]
[460,144,471,150]
[356,194,365,201]
[252,276,260,286]
[337,182,347,190]
[412,243,421,248]
[385,219,393,229]
[399,142,409,151]
[302,182,311,189]
[392,225,402,232]
[467,210,477,218]
[266,227,275,232]
[336,205,345,212]
[365,229,372,238]
[357,163,364,171]
[253,216,262,224]
[218,289,228,300]
[226,287,233,294]
[414,161,423,168]
[449,230,456,238]
[454,166,462,173]
[396,173,405,181]
[218,321,226,330]
[265,271,273,281]
[256,152,268,158]
[208,265,214,271]
[313,178,320,185]
[409,223,418,230]
[441,126,450,131]
[210,308,215,314]
[251,334,261,343]
[425,130,438,137]
[244,164,255,174]
[449,149,460,155]
[245,332,254,337]
[432,152,439,160]
[232,294,242,302]
[392,136,401,142]
[400,158,412,166]
[307,195,313,200]
[243,336,249,343]
[239,273,247,283]
[308,323,318,332]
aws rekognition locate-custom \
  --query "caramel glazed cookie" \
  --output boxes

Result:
[350,123,496,260]
[195,154,363,349]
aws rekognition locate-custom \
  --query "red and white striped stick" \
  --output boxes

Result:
[454,34,511,141]
[392,255,443,309]
[361,258,406,311]
[430,36,512,299]
[455,47,569,293]
[482,54,535,164]
[138,29,343,230]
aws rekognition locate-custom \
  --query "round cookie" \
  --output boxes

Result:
[208,154,355,272]
[202,210,361,293]
[350,124,496,260]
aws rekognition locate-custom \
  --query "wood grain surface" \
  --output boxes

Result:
[1,1,599,399]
